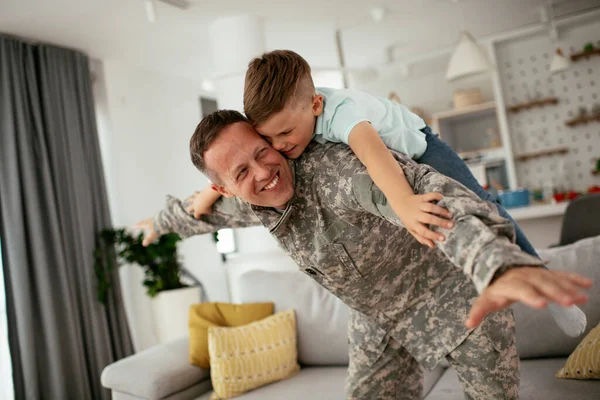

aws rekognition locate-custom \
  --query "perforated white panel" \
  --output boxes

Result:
[496,20,600,192]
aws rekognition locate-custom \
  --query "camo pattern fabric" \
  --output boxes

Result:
[153,141,543,371]
[347,308,519,399]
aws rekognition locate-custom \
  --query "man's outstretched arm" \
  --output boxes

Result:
[339,153,591,326]
[136,191,261,245]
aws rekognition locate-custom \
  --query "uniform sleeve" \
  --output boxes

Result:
[153,194,262,239]
[344,152,544,293]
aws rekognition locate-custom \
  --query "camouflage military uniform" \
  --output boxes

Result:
[154,142,543,399]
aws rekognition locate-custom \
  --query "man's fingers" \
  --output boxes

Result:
[194,210,202,219]
[492,279,548,309]
[555,271,593,289]
[532,272,589,306]
[421,203,454,220]
[466,295,511,328]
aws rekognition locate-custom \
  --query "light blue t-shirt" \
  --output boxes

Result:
[313,87,427,159]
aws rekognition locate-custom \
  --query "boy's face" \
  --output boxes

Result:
[255,94,323,159]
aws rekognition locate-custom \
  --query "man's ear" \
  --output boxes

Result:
[312,94,324,116]
[211,183,234,198]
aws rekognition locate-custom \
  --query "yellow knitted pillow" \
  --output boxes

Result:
[556,322,600,379]
[208,309,300,399]
[188,302,274,369]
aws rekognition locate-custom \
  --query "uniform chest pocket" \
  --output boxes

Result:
[312,218,364,283]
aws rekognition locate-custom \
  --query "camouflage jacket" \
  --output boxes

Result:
[154,142,543,369]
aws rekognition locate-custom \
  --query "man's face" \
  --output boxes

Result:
[205,122,295,209]
[254,95,323,159]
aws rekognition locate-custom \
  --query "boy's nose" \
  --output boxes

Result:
[271,140,286,152]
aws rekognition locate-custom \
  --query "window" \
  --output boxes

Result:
[0,239,14,400]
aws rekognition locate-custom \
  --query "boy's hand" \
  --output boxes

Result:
[133,218,158,247]
[466,267,592,329]
[185,187,222,219]
[393,192,454,248]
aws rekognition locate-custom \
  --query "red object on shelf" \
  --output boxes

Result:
[553,193,566,202]
[588,185,600,194]
[567,191,579,200]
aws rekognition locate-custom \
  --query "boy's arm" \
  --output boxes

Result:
[136,193,261,246]
[187,186,222,219]
[347,122,453,248]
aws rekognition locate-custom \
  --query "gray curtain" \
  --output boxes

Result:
[0,35,133,399]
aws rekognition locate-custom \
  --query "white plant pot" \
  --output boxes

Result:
[152,286,202,344]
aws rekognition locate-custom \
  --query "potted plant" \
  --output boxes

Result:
[94,228,204,343]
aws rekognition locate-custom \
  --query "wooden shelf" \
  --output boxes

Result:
[432,101,496,123]
[571,48,600,62]
[516,147,569,162]
[593,170,600,176]
[565,114,600,127]
[507,98,558,113]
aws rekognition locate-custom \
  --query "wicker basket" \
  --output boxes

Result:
[453,88,482,109]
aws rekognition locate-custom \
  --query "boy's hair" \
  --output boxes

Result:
[244,49,315,125]
[189,109,249,181]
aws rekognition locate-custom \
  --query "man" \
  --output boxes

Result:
[140,110,590,399]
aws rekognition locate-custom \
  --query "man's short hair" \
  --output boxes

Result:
[189,110,249,181]
[243,49,315,125]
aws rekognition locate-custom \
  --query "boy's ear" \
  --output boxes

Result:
[211,183,234,198]
[312,94,324,116]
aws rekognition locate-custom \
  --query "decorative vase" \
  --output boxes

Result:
[152,286,203,344]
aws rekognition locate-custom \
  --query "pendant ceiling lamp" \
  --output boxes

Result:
[446,30,491,81]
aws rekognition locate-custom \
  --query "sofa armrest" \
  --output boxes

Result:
[101,337,210,400]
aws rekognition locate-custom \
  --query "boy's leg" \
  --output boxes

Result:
[446,309,520,400]
[347,309,422,400]
[416,126,539,258]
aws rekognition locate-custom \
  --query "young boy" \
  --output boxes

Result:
[185,49,585,337]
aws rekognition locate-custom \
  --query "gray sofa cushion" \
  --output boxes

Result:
[101,337,209,400]
[195,367,348,400]
[425,358,600,400]
[513,235,600,359]
[236,270,350,365]
[195,365,447,400]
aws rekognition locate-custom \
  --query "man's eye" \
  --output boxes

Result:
[258,148,268,157]
[237,169,247,181]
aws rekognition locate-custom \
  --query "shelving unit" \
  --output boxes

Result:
[432,101,496,124]
[570,48,600,62]
[593,170,600,176]
[507,97,558,113]
[565,114,600,127]
[516,147,569,162]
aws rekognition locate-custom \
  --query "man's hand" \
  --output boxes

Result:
[392,192,454,248]
[466,267,592,329]
[133,218,158,247]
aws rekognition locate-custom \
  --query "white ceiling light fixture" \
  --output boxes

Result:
[143,0,190,23]
[446,0,491,81]
[369,7,388,23]
[546,0,571,75]
[144,0,156,23]
[446,30,491,81]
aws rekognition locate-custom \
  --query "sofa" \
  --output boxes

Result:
[102,235,600,399]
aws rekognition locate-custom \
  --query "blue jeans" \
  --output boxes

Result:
[416,126,539,258]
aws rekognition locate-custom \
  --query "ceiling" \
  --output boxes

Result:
[1,0,598,82]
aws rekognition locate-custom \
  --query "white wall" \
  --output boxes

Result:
[93,59,229,351]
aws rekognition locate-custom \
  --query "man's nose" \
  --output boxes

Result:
[254,163,271,181]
